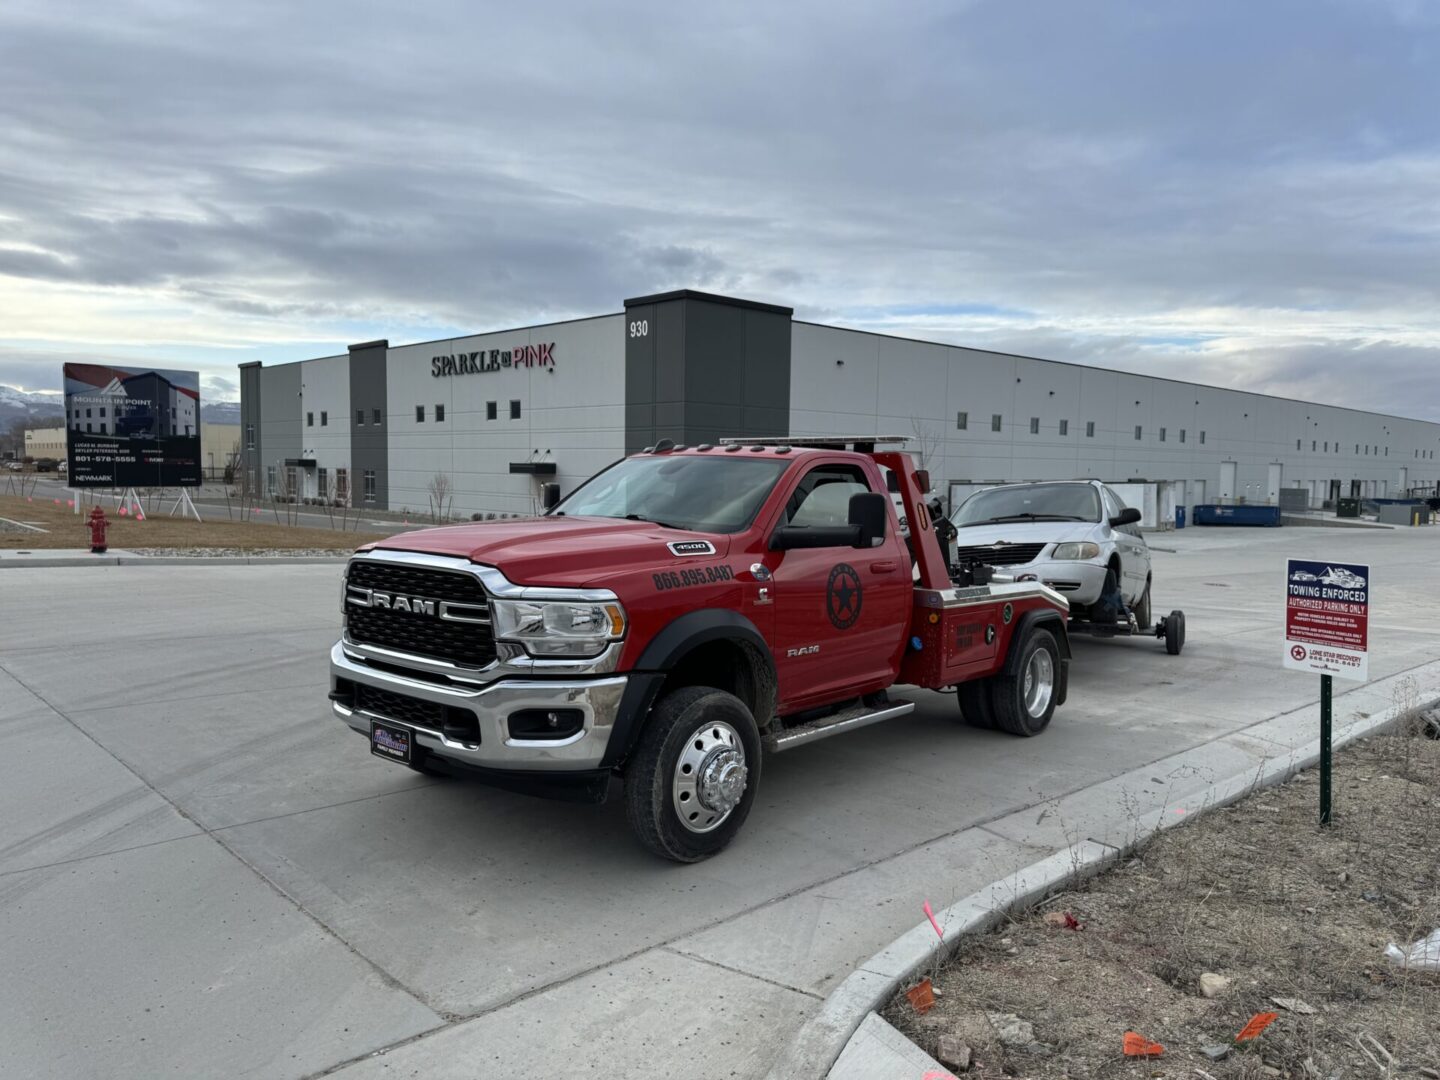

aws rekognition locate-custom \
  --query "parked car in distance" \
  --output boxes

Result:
[949,480,1153,624]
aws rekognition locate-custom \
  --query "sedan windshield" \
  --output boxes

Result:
[953,483,1100,526]
[553,454,789,534]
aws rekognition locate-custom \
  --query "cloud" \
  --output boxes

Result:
[0,0,1437,418]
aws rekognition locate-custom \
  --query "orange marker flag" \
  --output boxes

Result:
[1122,1032,1165,1057]
[1235,1012,1279,1042]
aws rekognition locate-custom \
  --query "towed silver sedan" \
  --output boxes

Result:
[948,480,1152,622]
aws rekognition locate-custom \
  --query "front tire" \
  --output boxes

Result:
[991,628,1061,737]
[624,686,761,863]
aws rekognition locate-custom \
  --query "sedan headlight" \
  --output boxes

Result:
[1051,542,1101,560]
[490,597,627,657]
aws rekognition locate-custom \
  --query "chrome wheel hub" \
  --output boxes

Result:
[1023,648,1055,719]
[672,720,748,833]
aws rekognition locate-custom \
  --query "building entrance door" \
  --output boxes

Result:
[1266,463,1282,505]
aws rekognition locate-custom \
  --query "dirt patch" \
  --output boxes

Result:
[0,494,385,551]
[885,723,1440,1079]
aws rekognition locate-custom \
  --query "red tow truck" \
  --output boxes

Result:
[330,437,1072,861]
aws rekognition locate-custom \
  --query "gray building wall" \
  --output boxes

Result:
[349,340,389,509]
[623,290,791,453]
[299,354,350,500]
[789,321,1440,507]
[238,361,262,495]
[256,360,301,497]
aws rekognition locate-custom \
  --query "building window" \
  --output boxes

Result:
[510,400,521,419]
[1296,440,1302,450]
[1312,440,1317,451]
[956,411,968,430]
[307,412,314,427]
[363,469,376,503]
[372,408,382,425]
[86,408,92,418]
[1058,419,1068,436]
[487,401,497,421]
[356,409,365,426]
[1200,431,1206,445]
[85,422,92,433]
[318,468,328,498]
[991,414,1002,432]
[321,411,327,427]
[1134,425,1143,440]
[1028,417,1039,435]
[1355,444,1359,454]
[245,424,255,449]
[335,468,349,501]
[99,407,106,418]
[99,423,107,434]
[436,404,445,422]
[266,465,276,496]
[1159,427,1166,442]
[1324,442,1328,452]
[416,405,425,423]
[1086,421,1095,438]
[1179,429,1186,443]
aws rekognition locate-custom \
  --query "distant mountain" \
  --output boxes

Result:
[0,385,240,429]
[0,385,64,429]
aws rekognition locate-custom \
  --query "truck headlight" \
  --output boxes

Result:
[490,597,627,657]
[1051,542,1101,560]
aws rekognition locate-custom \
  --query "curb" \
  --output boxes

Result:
[0,555,348,568]
[764,686,1436,1080]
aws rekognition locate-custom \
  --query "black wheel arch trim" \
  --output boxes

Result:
[601,609,777,770]
[1002,608,1070,707]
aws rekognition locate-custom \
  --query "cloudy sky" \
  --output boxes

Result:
[2,0,1438,417]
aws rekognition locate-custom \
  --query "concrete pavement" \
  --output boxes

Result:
[1,524,1436,1078]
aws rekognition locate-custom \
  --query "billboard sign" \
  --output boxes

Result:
[63,364,202,488]
[1283,559,1369,682]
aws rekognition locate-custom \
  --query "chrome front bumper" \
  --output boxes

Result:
[330,641,628,771]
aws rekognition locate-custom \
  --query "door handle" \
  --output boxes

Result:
[870,560,899,573]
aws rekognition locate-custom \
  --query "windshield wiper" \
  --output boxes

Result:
[623,513,682,529]
[961,513,1088,526]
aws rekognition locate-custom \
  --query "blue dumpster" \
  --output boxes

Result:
[1175,506,1186,529]
[1191,504,1282,527]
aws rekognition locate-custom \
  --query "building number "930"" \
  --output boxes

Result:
[628,320,649,338]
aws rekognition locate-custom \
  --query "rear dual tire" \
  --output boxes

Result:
[957,627,1061,738]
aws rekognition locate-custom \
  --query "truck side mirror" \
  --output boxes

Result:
[849,492,889,547]
[1109,506,1142,527]
[541,483,562,511]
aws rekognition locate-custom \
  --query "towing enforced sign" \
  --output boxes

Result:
[1283,559,1369,682]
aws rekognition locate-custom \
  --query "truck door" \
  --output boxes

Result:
[763,462,911,711]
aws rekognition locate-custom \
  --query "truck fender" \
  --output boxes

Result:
[600,609,777,770]
[1000,608,1071,707]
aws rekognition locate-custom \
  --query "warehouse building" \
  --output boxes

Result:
[238,289,1440,518]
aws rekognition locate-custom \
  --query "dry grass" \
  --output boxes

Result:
[886,726,1440,1079]
[0,494,385,551]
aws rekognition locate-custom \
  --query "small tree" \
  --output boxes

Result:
[427,472,453,523]
[908,415,942,480]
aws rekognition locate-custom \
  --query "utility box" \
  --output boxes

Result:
[1336,497,1361,518]
[1377,502,1429,526]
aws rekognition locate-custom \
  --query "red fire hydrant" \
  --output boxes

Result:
[88,506,109,554]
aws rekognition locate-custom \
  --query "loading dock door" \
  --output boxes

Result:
[1219,461,1237,503]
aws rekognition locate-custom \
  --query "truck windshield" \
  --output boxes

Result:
[553,454,789,534]
[952,483,1100,526]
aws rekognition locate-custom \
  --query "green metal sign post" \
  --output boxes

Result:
[1319,673,1332,826]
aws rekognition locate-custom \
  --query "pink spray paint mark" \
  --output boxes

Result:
[923,900,944,941]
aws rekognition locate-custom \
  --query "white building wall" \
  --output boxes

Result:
[790,322,1440,508]
[299,354,350,499]
[384,315,625,517]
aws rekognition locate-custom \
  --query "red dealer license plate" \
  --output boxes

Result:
[370,719,412,765]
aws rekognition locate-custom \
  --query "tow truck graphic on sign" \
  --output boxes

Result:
[1283,558,1369,682]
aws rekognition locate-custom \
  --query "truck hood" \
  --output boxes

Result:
[359,516,731,589]
[950,519,1102,549]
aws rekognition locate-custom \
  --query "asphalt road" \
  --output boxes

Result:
[2,524,1438,1078]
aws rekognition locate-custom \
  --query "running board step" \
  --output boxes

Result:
[764,699,916,752]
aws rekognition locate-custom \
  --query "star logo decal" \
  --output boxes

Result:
[826,563,863,630]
